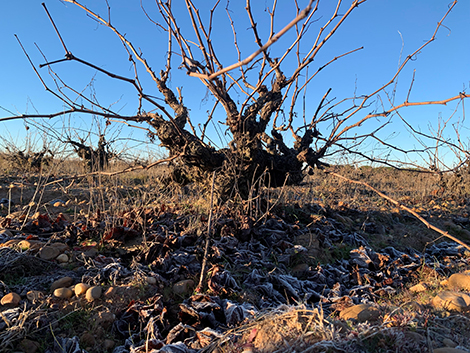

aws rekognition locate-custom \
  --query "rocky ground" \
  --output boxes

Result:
[1,172,470,353]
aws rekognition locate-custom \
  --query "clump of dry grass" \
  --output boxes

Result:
[204,305,337,353]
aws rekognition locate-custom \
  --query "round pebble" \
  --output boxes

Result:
[448,273,470,291]
[432,291,470,312]
[51,277,73,292]
[340,304,380,322]
[74,283,90,296]
[1,292,21,306]
[56,253,69,263]
[86,286,102,301]
[146,276,157,285]
[39,246,61,260]
[54,288,73,299]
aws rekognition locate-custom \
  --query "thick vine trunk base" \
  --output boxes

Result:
[166,149,305,201]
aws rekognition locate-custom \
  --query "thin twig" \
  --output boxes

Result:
[365,93,470,119]
[42,3,70,55]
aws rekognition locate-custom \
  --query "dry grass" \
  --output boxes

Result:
[205,305,336,353]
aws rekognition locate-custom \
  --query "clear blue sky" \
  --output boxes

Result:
[1,0,469,168]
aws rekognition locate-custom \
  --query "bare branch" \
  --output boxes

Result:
[188,0,316,81]
[41,3,70,55]
[365,94,470,120]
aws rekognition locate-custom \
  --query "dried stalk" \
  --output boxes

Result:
[197,170,217,291]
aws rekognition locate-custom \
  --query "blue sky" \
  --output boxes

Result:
[1,0,469,168]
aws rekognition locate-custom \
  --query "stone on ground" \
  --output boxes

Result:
[39,246,61,260]
[339,303,380,322]
[86,286,102,301]
[432,291,470,312]
[146,276,157,285]
[50,277,73,292]
[74,283,90,296]
[433,348,470,353]
[447,273,470,291]
[1,292,21,306]
[56,253,69,263]
[54,288,73,299]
